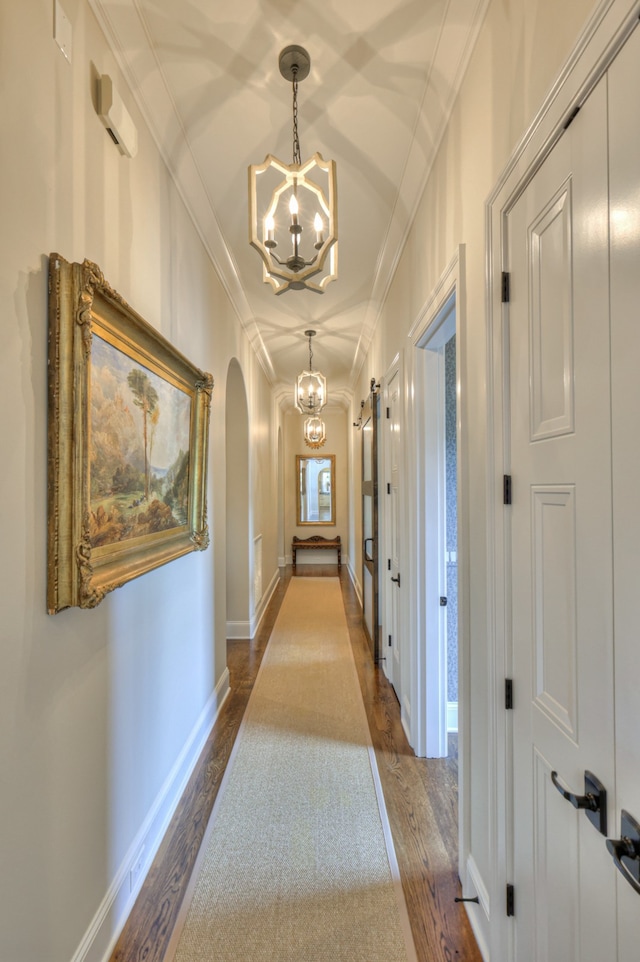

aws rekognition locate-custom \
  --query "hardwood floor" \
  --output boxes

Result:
[108,565,482,962]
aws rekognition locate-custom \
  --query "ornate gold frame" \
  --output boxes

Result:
[47,254,213,612]
[296,454,336,526]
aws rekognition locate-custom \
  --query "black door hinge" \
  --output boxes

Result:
[387,482,391,495]
[503,474,512,505]
[501,271,510,303]
[388,634,392,647]
[506,884,515,917]
[386,407,391,419]
[440,596,447,607]
[388,558,391,571]
[505,678,514,710]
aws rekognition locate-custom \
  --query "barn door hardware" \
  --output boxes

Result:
[550,769,607,835]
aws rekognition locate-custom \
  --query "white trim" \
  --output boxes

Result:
[249,567,280,638]
[485,4,640,960]
[347,561,363,607]
[465,855,491,962]
[404,245,471,886]
[226,620,251,640]
[70,671,230,962]
[447,701,459,733]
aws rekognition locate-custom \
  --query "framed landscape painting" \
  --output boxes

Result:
[47,253,213,612]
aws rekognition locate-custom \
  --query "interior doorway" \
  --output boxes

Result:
[418,292,458,758]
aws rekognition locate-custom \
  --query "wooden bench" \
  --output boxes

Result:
[292,535,341,568]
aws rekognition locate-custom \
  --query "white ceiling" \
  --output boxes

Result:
[89,0,487,409]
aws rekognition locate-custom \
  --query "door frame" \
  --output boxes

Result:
[486,3,640,958]
[407,246,471,880]
[415,291,455,760]
[379,355,401,695]
[361,384,380,663]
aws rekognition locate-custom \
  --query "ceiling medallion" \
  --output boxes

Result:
[295,330,327,415]
[249,45,338,294]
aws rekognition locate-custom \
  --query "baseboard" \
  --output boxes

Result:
[226,620,251,639]
[464,854,491,961]
[250,568,280,638]
[347,562,362,606]
[71,669,230,962]
[447,700,459,733]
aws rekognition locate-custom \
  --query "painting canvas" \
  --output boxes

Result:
[47,254,213,612]
[90,336,192,547]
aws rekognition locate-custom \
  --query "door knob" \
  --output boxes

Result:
[550,769,607,835]
[391,574,400,586]
[606,810,640,895]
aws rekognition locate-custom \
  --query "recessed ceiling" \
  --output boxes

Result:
[89,0,487,408]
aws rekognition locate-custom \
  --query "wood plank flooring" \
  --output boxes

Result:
[109,565,482,962]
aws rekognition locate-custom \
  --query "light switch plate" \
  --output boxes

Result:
[54,0,72,63]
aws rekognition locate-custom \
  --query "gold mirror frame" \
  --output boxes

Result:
[296,454,335,525]
[47,254,213,612]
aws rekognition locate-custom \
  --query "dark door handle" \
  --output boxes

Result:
[391,574,400,587]
[606,810,640,895]
[550,770,607,835]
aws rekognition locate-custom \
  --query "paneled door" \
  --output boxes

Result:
[361,387,379,663]
[608,27,640,960]
[385,368,402,695]
[507,71,617,960]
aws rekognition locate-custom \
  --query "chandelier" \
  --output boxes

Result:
[295,330,327,415]
[304,416,326,449]
[248,45,338,294]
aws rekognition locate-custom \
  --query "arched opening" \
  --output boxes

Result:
[225,359,250,638]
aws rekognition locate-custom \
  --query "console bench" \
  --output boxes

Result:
[291,535,341,568]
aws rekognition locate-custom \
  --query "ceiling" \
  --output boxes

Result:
[89,0,487,409]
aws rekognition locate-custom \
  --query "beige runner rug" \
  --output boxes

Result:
[165,577,418,962]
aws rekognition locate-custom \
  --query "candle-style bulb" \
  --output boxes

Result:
[264,213,276,248]
[313,212,324,249]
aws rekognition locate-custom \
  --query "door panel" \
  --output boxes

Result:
[361,389,379,662]
[609,26,640,959]
[531,486,577,737]
[387,370,401,693]
[508,72,616,961]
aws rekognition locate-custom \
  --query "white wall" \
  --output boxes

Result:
[0,2,279,960]
[284,409,349,565]
[351,0,598,955]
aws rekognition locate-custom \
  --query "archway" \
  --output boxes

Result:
[225,359,250,638]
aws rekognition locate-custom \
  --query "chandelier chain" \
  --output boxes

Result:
[308,332,314,370]
[292,69,301,165]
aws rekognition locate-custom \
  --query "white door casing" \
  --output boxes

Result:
[608,27,640,959]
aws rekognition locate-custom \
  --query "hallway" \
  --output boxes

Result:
[109,566,481,962]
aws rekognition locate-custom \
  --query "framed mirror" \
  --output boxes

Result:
[296,455,336,525]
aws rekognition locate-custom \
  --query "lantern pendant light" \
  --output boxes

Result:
[304,416,326,449]
[249,45,338,294]
[295,330,327,415]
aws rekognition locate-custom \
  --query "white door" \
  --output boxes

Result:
[608,28,640,960]
[507,71,617,960]
[384,368,402,696]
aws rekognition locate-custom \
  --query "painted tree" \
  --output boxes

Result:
[127,368,159,501]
